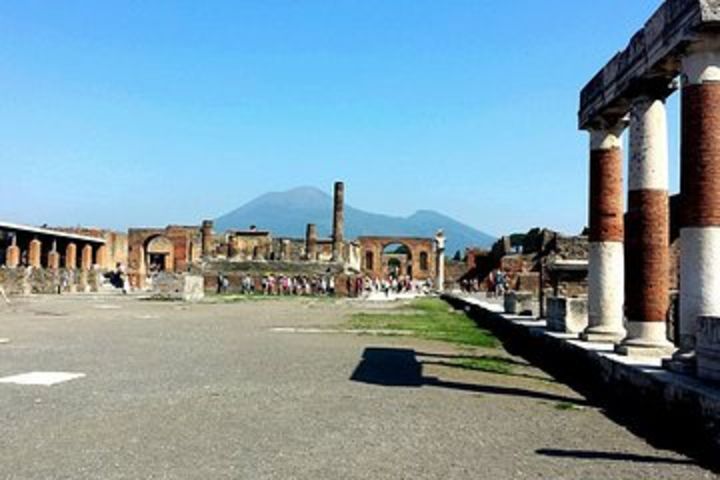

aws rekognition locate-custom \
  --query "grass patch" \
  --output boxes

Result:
[451,356,515,374]
[349,298,498,348]
[554,402,585,411]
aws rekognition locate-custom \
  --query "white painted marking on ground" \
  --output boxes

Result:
[93,304,120,310]
[0,371,86,386]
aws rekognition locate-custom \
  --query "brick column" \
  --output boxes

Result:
[96,245,108,269]
[673,38,720,367]
[28,238,41,269]
[201,220,214,257]
[306,224,318,261]
[582,120,627,343]
[332,181,345,262]
[6,234,20,268]
[81,244,93,271]
[65,243,77,270]
[48,240,60,270]
[617,93,674,356]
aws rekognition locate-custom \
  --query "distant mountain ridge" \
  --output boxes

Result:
[215,186,495,255]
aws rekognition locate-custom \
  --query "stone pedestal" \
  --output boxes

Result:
[504,292,540,317]
[547,296,588,334]
[697,316,720,382]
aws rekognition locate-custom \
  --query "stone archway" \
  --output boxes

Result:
[358,236,436,281]
[145,235,174,273]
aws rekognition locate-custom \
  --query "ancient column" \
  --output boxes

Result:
[96,244,109,269]
[81,244,93,271]
[306,224,318,261]
[28,238,42,269]
[582,119,626,343]
[201,220,214,257]
[436,230,446,291]
[672,37,720,368]
[65,243,77,270]
[332,181,345,262]
[48,240,60,270]
[6,234,20,268]
[285,239,293,260]
[617,92,674,356]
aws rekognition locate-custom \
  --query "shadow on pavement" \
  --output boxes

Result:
[350,347,588,405]
[536,448,696,465]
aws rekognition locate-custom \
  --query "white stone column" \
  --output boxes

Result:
[582,121,627,343]
[671,37,720,370]
[616,93,674,356]
[435,230,445,291]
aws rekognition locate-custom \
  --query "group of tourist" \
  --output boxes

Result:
[362,275,433,296]
[217,273,338,296]
[460,268,510,297]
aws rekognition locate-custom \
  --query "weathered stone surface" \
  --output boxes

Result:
[504,291,540,317]
[150,273,205,302]
[697,315,720,381]
[547,296,589,334]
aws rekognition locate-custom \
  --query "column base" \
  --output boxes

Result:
[615,321,675,357]
[580,330,625,344]
[662,350,697,375]
[615,343,675,358]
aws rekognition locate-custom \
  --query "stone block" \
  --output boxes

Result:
[546,296,588,334]
[504,291,539,317]
[151,273,205,302]
[697,315,720,382]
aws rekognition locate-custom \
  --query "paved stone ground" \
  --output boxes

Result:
[0,295,715,479]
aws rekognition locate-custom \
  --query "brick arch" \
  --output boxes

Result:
[358,236,435,281]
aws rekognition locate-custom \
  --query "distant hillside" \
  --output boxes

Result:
[215,187,495,255]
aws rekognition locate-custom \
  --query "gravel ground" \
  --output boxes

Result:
[0,294,715,479]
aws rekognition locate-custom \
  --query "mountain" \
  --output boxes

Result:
[215,187,495,255]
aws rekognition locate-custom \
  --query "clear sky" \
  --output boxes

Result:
[0,0,674,237]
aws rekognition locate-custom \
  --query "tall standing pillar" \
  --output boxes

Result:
[201,220,214,258]
[582,120,627,343]
[48,240,60,270]
[671,37,720,368]
[65,243,77,270]
[617,92,675,356]
[436,230,446,291]
[96,244,109,269]
[332,181,345,262]
[81,244,93,271]
[28,238,42,269]
[6,234,20,268]
[306,224,318,261]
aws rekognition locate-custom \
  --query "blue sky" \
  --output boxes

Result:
[0,1,673,236]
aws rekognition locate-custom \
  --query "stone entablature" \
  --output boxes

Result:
[579,0,720,129]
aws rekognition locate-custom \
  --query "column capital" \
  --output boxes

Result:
[587,116,628,151]
[627,78,677,104]
[682,35,720,85]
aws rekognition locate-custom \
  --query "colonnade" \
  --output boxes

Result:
[584,35,720,365]
[3,233,106,271]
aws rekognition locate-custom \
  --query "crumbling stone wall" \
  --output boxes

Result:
[0,267,101,295]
